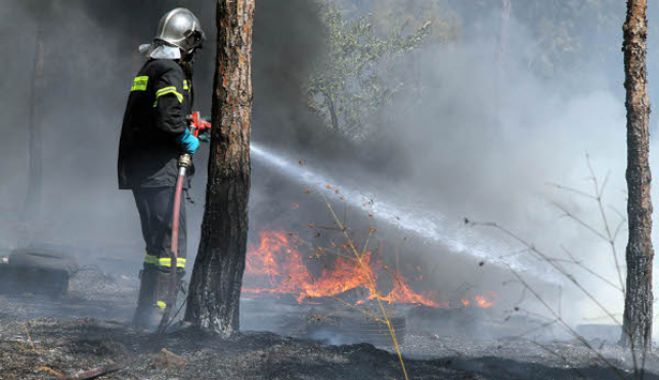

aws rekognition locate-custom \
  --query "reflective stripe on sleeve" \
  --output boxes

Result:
[154,86,184,104]
[130,76,149,92]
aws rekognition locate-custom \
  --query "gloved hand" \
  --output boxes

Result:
[176,128,200,154]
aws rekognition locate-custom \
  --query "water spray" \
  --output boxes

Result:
[250,143,538,275]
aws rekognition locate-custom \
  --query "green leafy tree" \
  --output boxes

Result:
[448,0,622,78]
[305,2,444,140]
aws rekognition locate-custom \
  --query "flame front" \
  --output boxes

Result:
[474,294,495,309]
[375,270,439,308]
[243,230,494,309]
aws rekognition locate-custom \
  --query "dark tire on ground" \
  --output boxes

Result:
[0,249,78,298]
[335,315,406,346]
[303,313,407,346]
[9,249,78,273]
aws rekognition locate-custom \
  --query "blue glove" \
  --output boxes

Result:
[177,128,200,154]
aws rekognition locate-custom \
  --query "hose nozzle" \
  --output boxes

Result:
[178,153,192,168]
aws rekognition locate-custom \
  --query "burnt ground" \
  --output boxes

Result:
[0,266,658,379]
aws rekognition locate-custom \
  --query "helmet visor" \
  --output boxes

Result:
[188,30,206,50]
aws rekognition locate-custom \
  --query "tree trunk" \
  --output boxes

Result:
[621,0,653,352]
[24,28,45,222]
[495,0,512,115]
[496,0,511,69]
[324,91,340,132]
[184,0,255,336]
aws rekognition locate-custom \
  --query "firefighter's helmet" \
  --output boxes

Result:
[155,8,206,54]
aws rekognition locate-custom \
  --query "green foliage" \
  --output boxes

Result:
[515,0,622,77]
[305,1,446,139]
[453,0,622,77]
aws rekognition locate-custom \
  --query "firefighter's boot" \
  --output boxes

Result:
[132,267,164,331]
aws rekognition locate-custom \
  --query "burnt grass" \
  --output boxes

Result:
[0,318,473,380]
[0,267,657,379]
[0,318,652,380]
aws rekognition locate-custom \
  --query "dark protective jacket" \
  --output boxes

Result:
[118,59,194,189]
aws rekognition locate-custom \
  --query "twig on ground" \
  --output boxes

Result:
[38,366,65,378]
[23,322,36,351]
[63,364,122,380]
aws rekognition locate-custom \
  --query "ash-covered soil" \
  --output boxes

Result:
[0,266,657,379]
[0,319,474,380]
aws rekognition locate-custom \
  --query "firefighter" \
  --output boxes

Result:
[117,8,205,330]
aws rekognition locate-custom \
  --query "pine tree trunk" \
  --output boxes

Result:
[621,0,653,351]
[496,0,511,68]
[25,28,45,221]
[185,0,255,336]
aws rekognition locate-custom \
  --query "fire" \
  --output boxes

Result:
[243,230,379,303]
[243,230,495,309]
[474,294,495,309]
[300,253,378,302]
[244,231,312,296]
[376,270,439,308]
[460,293,496,309]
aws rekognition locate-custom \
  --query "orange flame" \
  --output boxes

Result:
[299,253,379,302]
[460,293,496,309]
[474,294,495,309]
[244,231,312,295]
[376,270,439,308]
[243,230,495,309]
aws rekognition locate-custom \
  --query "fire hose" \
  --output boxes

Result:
[157,112,210,333]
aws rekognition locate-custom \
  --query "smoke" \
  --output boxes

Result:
[246,1,657,329]
[0,0,324,265]
[320,1,659,329]
[1,0,658,335]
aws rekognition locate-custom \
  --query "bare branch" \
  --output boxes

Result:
[469,221,621,325]
[507,266,625,379]
[547,182,597,200]
[550,202,609,241]
[561,247,623,293]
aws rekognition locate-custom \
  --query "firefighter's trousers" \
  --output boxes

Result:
[131,187,187,327]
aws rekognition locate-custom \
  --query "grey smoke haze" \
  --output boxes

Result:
[349,2,659,325]
[1,0,658,331]
[0,0,325,257]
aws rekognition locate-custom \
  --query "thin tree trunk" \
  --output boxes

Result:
[495,0,512,117]
[496,0,511,69]
[325,91,340,132]
[24,28,45,221]
[621,0,653,352]
[185,0,255,336]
